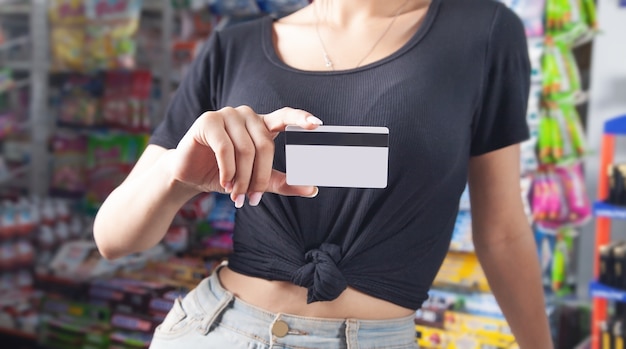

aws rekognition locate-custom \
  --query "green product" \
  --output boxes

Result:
[538,114,553,164]
[562,104,587,156]
[551,107,574,161]
[583,0,597,28]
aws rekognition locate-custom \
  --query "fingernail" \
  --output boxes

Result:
[234,194,245,208]
[306,116,323,125]
[305,187,319,198]
[223,182,233,193]
[248,192,263,206]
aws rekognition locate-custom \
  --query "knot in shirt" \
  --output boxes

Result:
[290,243,347,303]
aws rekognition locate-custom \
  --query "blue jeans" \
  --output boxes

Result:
[150,265,419,349]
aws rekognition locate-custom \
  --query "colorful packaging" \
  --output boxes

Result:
[49,0,88,71]
[50,134,88,195]
[49,0,142,72]
[84,0,143,71]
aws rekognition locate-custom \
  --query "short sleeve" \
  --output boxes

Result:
[470,3,531,156]
[149,32,222,149]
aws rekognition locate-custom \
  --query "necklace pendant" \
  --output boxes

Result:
[323,53,333,69]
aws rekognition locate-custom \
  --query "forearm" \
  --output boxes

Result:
[474,228,553,349]
[93,149,199,259]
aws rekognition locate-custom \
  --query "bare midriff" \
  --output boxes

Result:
[218,266,415,320]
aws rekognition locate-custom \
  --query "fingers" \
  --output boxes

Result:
[197,106,322,208]
[262,107,323,135]
[242,107,275,206]
[194,113,235,191]
[267,170,319,198]
[222,107,257,206]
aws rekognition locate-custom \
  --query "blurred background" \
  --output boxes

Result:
[0,0,624,348]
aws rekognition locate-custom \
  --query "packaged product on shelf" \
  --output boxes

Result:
[545,0,597,41]
[46,240,119,281]
[178,192,215,220]
[531,163,591,229]
[449,211,473,253]
[206,193,236,232]
[51,133,88,195]
[101,70,153,132]
[39,298,111,349]
[542,39,583,102]
[129,70,153,132]
[162,225,190,252]
[109,331,152,349]
[110,312,158,334]
[88,277,172,313]
[57,74,103,127]
[416,312,519,349]
[15,197,37,235]
[84,0,143,71]
[608,163,626,206]
[49,0,88,71]
[433,251,489,292]
[597,241,626,291]
[49,0,143,72]
[416,290,461,328]
[0,68,14,94]
[0,289,42,336]
[85,133,148,211]
[0,114,18,140]
[415,325,450,348]
[535,227,577,294]
[1,136,31,165]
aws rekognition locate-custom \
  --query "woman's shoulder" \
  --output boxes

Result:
[214,15,272,38]
[439,0,520,23]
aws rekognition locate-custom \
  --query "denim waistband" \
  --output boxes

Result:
[191,264,418,348]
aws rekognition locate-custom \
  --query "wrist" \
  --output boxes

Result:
[158,149,202,205]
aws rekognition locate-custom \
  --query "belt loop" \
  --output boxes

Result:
[197,290,234,335]
[345,319,359,349]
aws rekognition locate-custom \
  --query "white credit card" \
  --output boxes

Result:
[285,125,389,188]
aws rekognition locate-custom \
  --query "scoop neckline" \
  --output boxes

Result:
[262,0,442,76]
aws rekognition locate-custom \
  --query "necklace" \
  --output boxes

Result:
[313,0,411,70]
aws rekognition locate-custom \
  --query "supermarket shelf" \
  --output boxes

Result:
[0,77,30,94]
[0,36,29,52]
[143,0,165,12]
[0,1,30,15]
[0,164,29,185]
[590,281,626,302]
[0,0,164,15]
[0,326,37,341]
[594,201,626,220]
[604,114,626,135]
[4,61,32,71]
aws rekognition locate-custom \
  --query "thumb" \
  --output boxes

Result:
[267,170,319,198]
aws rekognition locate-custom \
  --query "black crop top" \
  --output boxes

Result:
[149,0,530,310]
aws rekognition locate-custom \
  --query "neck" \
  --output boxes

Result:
[313,0,416,27]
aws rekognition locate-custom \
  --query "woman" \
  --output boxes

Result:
[94,0,553,347]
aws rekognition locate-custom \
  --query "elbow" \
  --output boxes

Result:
[96,244,123,260]
[94,233,123,260]
[93,218,125,260]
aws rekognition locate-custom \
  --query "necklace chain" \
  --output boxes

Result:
[313,0,411,70]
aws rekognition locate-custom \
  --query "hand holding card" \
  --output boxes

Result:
[285,125,389,188]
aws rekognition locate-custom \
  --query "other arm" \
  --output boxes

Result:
[468,144,553,349]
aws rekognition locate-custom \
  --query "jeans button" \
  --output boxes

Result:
[271,320,289,338]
